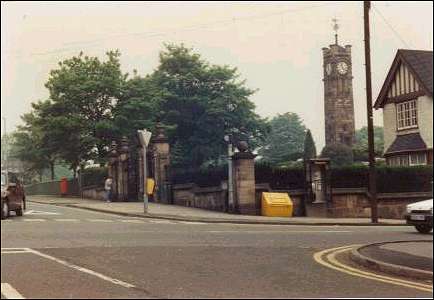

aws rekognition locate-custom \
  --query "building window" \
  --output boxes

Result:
[388,153,427,166]
[398,155,409,166]
[397,100,418,130]
[388,155,409,166]
[409,153,427,166]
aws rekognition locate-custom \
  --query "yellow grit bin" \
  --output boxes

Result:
[261,192,293,217]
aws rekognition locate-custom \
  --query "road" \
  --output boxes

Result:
[1,201,433,298]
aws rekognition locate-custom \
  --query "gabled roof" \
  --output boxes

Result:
[374,49,433,109]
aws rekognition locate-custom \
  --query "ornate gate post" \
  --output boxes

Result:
[232,141,257,215]
[118,136,130,201]
[151,122,170,203]
[108,141,119,201]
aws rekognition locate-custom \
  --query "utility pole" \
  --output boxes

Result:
[2,117,8,184]
[364,1,378,223]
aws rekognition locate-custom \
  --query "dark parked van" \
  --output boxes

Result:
[1,172,26,219]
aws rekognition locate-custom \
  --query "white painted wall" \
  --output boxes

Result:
[383,103,397,153]
[382,95,433,154]
[418,95,433,148]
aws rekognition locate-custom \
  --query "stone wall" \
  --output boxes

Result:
[170,181,306,216]
[172,183,226,212]
[82,185,106,201]
[329,188,432,219]
[25,179,79,196]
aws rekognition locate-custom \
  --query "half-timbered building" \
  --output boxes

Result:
[374,49,433,166]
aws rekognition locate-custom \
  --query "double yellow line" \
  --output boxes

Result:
[313,245,433,293]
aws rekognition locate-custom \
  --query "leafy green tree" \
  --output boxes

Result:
[148,44,268,168]
[258,112,307,166]
[111,74,162,140]
[44,50,126,164]
[1,133,13,166]
[321,144,354,167]
[11,105,60,180]
[303,129,317,161]
[17,44,268,173]
[353,126,384,161]
[28,99,92,178]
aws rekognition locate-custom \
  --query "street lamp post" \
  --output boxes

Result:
[137,129,152,213]
[224,134,234,213]
[224,101,236,213]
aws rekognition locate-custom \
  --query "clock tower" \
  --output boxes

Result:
[322,19,355,148]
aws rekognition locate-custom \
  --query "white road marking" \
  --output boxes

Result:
[22,219,46,222]
[149,220,177,224]
[1,283,25,299]
[87,219,114,223]
[29,202,138,219]
[24,210,60,215]
[54,219,79,222]
[207,230,353,234]
[178,221,207,225]
[120,219,146,223]
[25,248,136,289]
[1,248,32,254]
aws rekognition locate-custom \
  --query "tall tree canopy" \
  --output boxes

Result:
[321,144,354,167]
[11,104,58,180]
[258,112,307,166]
[111,73,163,140]
[353,126,384,161]
[148,44,268,168]
[303,129,317,161]
[44,50,126,164]
[14,44,269,175]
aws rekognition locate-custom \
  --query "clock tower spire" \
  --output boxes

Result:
[332,17,339,45]
[322,21,356,150]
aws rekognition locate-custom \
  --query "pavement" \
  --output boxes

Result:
[351,240,433,281]
[26,195,407,226]
[2,201,432,298]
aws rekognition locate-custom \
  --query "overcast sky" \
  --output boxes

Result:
[1,1,433,150]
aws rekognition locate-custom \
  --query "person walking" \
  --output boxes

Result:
[104,176,113,203]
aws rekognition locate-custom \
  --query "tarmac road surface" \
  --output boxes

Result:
[1,202,432,298]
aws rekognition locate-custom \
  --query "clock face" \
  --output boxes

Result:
[337,61,348,75]
[325,63,332,75]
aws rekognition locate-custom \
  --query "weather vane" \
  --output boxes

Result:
[332,17,339,45]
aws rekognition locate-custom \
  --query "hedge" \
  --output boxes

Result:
[170,163,306,190]
[255,163,305,190]
[81,167,108,188]
[121,163,433,193]
[170,166,228,187]
[331,165,433,193]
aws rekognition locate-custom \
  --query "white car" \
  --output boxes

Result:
[405,199,433,234]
